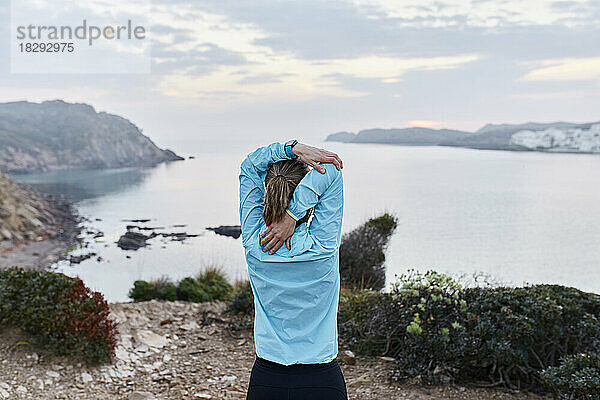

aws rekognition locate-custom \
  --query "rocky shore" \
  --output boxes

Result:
[0,172,81,269]
[0,300,545,400]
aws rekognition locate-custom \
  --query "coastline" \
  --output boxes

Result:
[0,194,81,270]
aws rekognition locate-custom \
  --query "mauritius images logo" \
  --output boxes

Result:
[15,20,146,46]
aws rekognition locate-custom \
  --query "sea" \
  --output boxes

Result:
[10,141,600,302]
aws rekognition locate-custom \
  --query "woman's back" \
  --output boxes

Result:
[239,142,344,366]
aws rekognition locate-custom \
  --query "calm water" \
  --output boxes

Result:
[11,142,600,302]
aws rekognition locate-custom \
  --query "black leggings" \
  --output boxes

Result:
[246,356,348,400]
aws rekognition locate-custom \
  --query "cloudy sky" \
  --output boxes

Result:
[0,0,599,149]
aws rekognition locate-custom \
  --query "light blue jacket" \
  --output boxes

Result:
[239,142,344,365]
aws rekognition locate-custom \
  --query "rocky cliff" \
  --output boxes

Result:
[0,100,183,173]
[326,121,600,153]
[0,171,77,242]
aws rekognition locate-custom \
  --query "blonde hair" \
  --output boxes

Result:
[263,159,311,226]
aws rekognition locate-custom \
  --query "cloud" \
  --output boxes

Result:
[155,53,480,100]
[520,57,600,81]
[237,73,295,85]
[350,0,598,27]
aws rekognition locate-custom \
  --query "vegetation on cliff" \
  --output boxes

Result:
[0,100,182,173]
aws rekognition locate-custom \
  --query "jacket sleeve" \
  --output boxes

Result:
[287,163,344,254]
[239,142,291,247]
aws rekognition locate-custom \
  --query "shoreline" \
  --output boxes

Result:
[0,194,82,270]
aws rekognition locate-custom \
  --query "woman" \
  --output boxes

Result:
[239,140,347,400]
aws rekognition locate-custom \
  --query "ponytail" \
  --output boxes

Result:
[263,160,310,226]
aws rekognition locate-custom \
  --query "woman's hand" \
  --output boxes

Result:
[292,143,343,173]
[260,212,296,254]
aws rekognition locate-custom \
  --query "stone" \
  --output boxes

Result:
[195,392,212,399]
[339,350,356,365]
[46,370,60,378]
[135,330,168,349]
[0,388,9,399]
[128,391,158,400]
[206,225,241,239]
[81,372,93,383]
[115,347,131,362]
[180,320,200,331]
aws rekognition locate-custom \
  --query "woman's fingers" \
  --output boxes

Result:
[285,238,291,250]
[308,160,326,173]
[269,240,284,254]
[260,226,271,238]
[260,231,275,247]
[263,238,283,254]
[325,155,342,170]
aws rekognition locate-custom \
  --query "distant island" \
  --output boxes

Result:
[0,100,183,173]
[326,121,600,154]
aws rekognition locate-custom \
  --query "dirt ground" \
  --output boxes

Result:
[0,300,550,400]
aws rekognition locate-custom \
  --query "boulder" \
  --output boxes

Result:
[207,225,241,239]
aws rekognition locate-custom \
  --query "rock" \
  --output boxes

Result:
[348,373,371,387]
[81,372,93,383]
[206,225,241,239]
[339,350,356,365]
[0,388,9,399]
[117,231,152,250]
[15,385,27,394]
[69,252,97,264]
[378,356,395,362]
[135,330,168,348]
[180,320,200,331]
[128,391,158,400]
[46,371,60,378]
[195,393,212,399]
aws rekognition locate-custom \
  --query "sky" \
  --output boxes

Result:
[0,0,599,150]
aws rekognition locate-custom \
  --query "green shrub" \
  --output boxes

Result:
[177,277,211,303]
[339,213,397,290]
[339,270,468,382]
[227,280,255,315]
[128,276,178,302]
[542,353,600,399]
[338,271,600,392]
[196,266,233,301]
[129,280,154,301]
[0,267,117,364]
[461,285,600,390]
[129,267,234,303]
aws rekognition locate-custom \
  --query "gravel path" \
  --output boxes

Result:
[0,300,547,400]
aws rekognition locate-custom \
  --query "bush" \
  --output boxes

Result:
[339,213,397,290]
[0,267,117,364]
[176,277,211,303]
[196,266,233,301]
[542,353,600,400]
[227,280,255,315]
[339,270,468,382]
[128,267,233,303]
[461,285,600,390]
[129,276,177,302]
[338,271,600,392]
